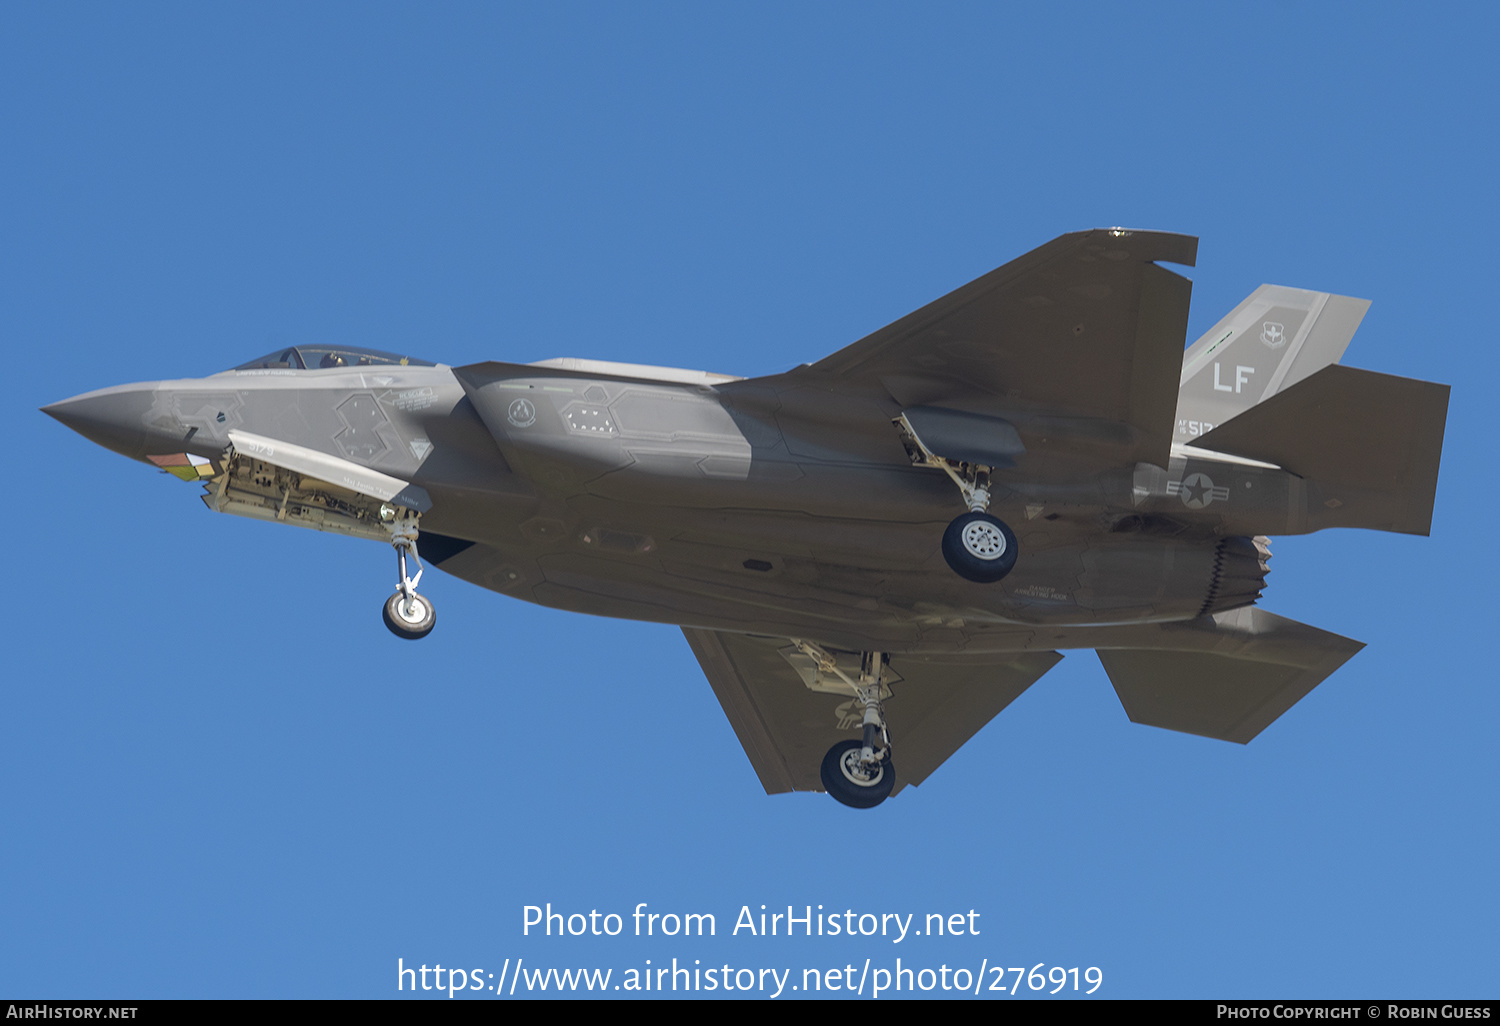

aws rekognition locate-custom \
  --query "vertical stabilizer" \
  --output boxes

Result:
[1174,285,1369,444]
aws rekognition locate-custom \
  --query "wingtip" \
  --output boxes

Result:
[1087,227,1199,267]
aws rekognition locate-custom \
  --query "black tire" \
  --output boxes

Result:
[941,511,1019,583]
[820,739,895,809]
[383,592,436,640]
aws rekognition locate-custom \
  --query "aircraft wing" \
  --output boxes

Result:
[682,629,1061,795]
[807,228,1198,469]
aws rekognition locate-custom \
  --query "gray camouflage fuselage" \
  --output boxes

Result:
[52,357,1326,653]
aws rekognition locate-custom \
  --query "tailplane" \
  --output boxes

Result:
[1193,364,1449,536]
[1097,607,1365,743]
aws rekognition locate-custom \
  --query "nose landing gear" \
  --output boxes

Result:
[381,505,436,640]
[383,590,435,639]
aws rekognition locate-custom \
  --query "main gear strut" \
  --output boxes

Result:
[894,412,1020,583]
[793,641,896,808]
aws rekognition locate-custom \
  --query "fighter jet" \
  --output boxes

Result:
[43,229,1449,808]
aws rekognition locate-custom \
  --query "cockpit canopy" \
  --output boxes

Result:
[232,346,436,371]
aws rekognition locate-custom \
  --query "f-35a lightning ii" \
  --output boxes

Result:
[44,229,1449,808]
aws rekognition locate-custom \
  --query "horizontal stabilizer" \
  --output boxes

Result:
[1096,607,1364,743]
[683,629,1061,795]
[1192,364,1449,535]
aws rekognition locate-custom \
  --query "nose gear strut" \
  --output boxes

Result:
[381,504,436,639]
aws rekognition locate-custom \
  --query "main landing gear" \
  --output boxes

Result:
[381,505,436,640]
[942,509,1018,584]
[894,413,1019,583]
[794,642,896,809]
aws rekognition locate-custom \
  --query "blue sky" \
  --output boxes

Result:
[3,2,1495,999]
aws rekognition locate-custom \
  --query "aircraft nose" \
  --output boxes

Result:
[42,383,162,461]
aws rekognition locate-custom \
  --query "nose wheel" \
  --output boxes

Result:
[383,591,435,639]
[382,506,436,640]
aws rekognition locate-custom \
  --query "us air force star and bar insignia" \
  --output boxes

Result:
[507,397,537,428]
[1167,472,1232,509]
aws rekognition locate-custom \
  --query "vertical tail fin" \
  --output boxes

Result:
[1174,285,1369,444]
